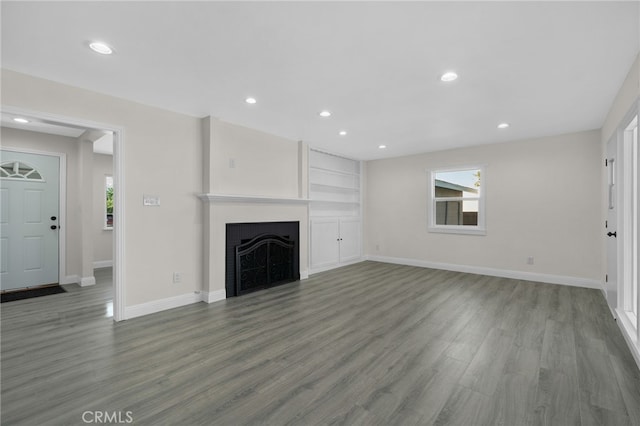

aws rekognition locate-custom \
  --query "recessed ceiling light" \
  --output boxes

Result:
[245,97,257,104]
[497,123,510,129]
[440,71,458,82]
[89,41,113,55]
[319,110,331,118]
[339,130,347,136]
[13,117,29,124]
[378,145,387,149]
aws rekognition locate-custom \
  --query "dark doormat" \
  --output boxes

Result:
[1,285,66,303]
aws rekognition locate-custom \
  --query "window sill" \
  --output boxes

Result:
[428,226,486,236]
[103,227,114,231]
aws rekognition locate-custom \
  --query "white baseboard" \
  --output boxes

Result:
[300,270,309,280]
[201,289,226,304]
[124,292,202,320]
[309,258,365,275]
[615,308,640,372]
[60,275,79,285]
[364,255,602,289]
[79,276,96,287]
[93,260,113,269]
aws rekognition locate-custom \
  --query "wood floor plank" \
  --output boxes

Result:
[490,372,538,426]
[540,318,577,371]
[610,354,640,426]
[2,262,639,425]
[433,385,494,426]
[576,347,628,413]
[532,366,582,426]
[458,327,515,396]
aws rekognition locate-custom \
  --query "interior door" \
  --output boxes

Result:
[1,150,60,291]
[606,137,618,309]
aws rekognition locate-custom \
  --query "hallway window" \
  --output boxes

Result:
[105,175,113,228]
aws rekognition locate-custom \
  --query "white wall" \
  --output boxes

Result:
[0,126,83,282]
[209,119,300,198]
[365,129,602,285]
[2,70,203,309]
[93,153,113,266]
[602,54,640,143]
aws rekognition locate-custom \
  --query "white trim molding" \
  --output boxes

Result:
[79,276,96,287]
[201,289,226,304]
[93,260,113,269]
[61,275,79,285]
[310,258,364,275]
[198,193,310,204]
[365,255,601,289]
[124,292,202,320]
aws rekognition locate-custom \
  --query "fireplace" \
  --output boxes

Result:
[225,222,300,297]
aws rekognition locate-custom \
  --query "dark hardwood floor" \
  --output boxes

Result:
[2,262,639,425]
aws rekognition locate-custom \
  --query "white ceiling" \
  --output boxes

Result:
[1,1,638,160]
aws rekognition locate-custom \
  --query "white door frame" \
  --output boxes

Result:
[607,98,640,370]
[2,105,126,321]
[1,146,67,286]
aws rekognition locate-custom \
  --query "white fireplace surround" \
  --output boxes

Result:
[198,193,310,204]
[199,192,310,304]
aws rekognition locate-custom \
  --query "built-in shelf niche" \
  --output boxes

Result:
[309,149,361,218]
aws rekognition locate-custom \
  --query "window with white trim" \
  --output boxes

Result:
[428,166,485,235]
[105,175,113,229]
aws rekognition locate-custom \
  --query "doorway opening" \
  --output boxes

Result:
[1,106,125,321]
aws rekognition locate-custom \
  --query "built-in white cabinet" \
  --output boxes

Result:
[310,218,361,271]
[309,149,362,272]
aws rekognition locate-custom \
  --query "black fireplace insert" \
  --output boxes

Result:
[226,222,300,297]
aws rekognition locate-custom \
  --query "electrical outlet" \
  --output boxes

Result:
[173,272,182,284]
[527,256,534,265]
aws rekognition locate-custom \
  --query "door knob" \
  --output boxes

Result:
[607,231,617,237]
[50,225,57,230]
[50,216,57,221]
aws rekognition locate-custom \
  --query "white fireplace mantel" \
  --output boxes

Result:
[198,193,310,204]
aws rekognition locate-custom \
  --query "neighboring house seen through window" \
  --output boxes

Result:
[428,166,485,235]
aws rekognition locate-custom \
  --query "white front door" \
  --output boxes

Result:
[1,150,60,291]
[606,137,618,308]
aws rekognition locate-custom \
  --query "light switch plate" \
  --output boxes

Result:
[143,194,160,206]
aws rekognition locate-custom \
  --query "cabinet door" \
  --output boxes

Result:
[339,218,361,263]
[310,219,340,270]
